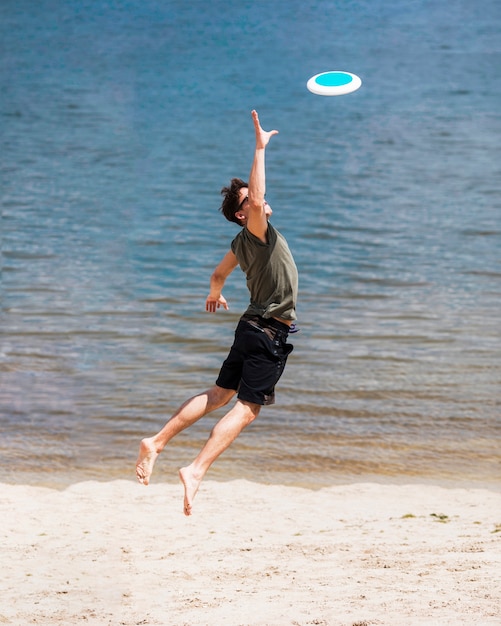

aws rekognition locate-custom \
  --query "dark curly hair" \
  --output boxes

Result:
[219,178,248,226]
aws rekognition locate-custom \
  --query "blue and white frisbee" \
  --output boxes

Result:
[307,71,362,96]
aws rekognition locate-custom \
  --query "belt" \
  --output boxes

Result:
[240,314,290,341]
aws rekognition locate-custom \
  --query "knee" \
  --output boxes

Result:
[208,385,235,410]
[240,401,261,425]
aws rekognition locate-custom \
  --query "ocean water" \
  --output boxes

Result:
[1,0,500,489]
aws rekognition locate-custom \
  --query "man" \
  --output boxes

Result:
[135,110,298,515]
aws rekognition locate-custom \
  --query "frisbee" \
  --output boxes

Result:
[307,71,362,96]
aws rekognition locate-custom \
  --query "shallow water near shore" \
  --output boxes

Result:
[1,0,500,489]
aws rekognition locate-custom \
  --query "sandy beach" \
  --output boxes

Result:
[1,479,500,625]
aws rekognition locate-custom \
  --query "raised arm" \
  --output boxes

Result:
[246,110,278,242]
[205,250,239,312]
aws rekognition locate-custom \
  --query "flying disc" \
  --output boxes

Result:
[307,71,362,96]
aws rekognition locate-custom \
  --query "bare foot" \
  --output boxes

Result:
[179,466,202,516]
[135,438,159,485]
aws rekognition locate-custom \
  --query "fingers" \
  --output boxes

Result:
[206,297,229,312]
[252,109,278,143]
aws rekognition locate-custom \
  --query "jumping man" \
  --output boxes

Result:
[135,110,298,515]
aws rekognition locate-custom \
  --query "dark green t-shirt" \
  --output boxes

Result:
[231,223,298,321]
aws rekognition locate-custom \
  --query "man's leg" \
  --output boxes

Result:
[179,399,261,515]
[135,385,236,485]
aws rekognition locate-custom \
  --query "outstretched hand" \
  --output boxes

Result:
[206,294,229,313]
[252,110,278,149]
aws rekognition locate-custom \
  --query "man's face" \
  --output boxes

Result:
[236,187,272,223]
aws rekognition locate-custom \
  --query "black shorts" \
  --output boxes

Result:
[216,315,294,406]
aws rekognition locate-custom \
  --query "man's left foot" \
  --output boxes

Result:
[178,466,202,516]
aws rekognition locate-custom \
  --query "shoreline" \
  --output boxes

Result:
[2,479,500,625]
[5,465,501,493]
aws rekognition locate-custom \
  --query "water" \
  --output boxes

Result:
[1,0,500,489]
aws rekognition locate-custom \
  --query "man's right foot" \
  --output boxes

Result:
[135,438,159,485]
